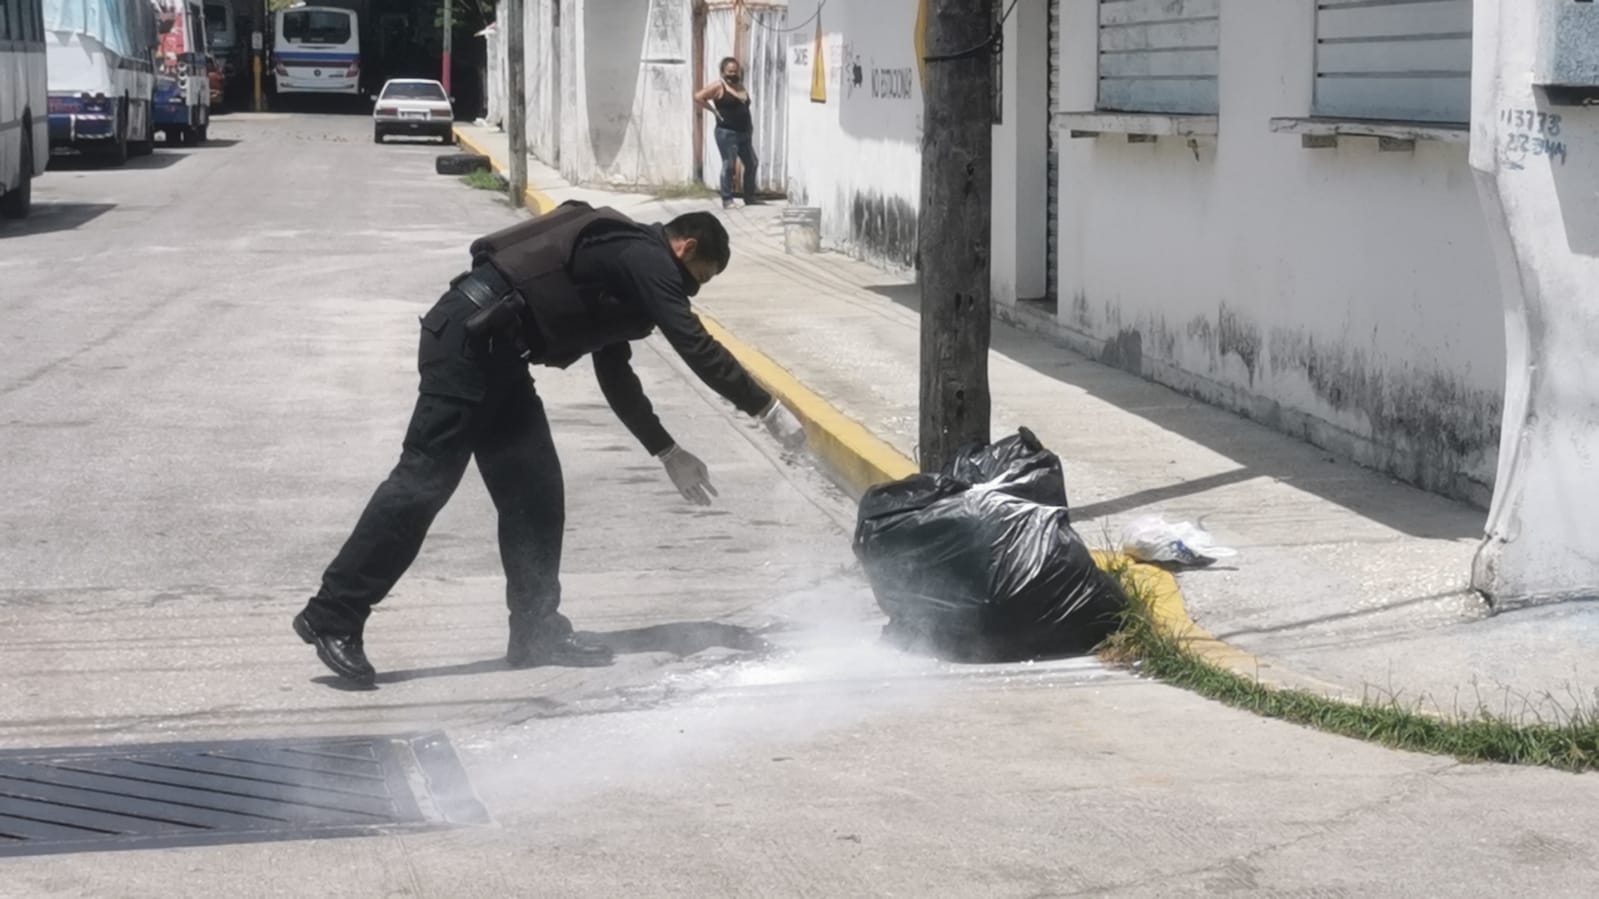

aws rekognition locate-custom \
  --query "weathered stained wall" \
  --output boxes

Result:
[989,0,1049,307]
[525,0,560,165]
[481,22,503,128]
[492,0,693,187]
[1043,0,1505,506]
[1470,0,1599,603]
[784,0,923,269]
[558,0,694,187]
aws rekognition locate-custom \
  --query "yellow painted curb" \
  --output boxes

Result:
[701,311,1269,678]
[1090,552,1261,671]
[451,127,558,215]
[699,312,919,498]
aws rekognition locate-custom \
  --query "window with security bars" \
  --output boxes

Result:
[1096,0,1220,115]
[1312,0,1473,124]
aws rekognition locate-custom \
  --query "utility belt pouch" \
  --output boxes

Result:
[454,265,527,345]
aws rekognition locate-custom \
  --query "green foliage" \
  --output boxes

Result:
[1099,558,1599,772]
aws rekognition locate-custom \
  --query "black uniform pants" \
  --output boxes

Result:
[302,292,567,638]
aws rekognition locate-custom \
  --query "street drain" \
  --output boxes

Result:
[0,731,487,857]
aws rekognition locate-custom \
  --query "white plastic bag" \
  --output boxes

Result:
[1119,515,1237,568]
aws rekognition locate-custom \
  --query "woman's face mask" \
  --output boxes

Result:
[724,70,741,84]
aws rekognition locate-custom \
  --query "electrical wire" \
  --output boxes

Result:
[922,0,1022,64]
[743,0,829,35]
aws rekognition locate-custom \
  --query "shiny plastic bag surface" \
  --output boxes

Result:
[853,431,1125,661]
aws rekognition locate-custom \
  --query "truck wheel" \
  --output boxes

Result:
[129,106,154,157]
[0,128,33,220]
[195,124,208,144]
[435,153,491,176]
[104,105,130,166]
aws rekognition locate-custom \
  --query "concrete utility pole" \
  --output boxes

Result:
[442,0,453,96]
[504,0,528,207]
[917,0,994,471]
[1470,1,1599,609]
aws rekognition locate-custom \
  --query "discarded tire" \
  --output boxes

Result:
[435,153,492,176]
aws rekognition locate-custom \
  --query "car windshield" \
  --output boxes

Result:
[382,83,448,101]
[282,11,351,45]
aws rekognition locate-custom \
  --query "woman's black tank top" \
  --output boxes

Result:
[713,87,753,133]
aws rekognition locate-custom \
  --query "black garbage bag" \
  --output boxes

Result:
[853,430,1126,662]
[945,426,1068,510]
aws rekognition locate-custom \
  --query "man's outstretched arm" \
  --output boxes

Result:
[610,242,775,418]
[593,342,721,505]
[592,342,674,456]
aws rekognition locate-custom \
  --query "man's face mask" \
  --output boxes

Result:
[673,239,720,290]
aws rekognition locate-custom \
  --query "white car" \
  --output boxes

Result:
[373,78,455,144]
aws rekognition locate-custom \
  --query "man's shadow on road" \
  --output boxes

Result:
[314,621,780,691]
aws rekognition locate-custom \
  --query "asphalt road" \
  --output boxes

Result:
[2,112,1599,898]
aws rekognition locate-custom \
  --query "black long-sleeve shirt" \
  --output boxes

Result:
[569,223,772,455]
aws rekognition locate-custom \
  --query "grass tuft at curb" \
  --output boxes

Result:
[1096,556,1599,772]
[451,127,558,214]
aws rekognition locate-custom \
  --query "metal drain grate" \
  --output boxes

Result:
[0,732,487,857]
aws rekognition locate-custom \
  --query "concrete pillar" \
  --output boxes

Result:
[1470,0,1599,607]
[989,0,1048,306]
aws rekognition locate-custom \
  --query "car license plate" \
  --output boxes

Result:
[402,111,426,119]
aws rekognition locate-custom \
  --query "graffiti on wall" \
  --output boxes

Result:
[838,43,915,104]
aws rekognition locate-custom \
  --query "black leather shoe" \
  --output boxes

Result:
[507,632,615,669]
[294,612,377,686]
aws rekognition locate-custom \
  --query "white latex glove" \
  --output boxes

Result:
[657,445,717,506]
[760,400,807,451]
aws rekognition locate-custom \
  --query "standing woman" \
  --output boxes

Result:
[696,57,759,209]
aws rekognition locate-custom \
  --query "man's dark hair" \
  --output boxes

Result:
[719,56,740,73]
[665,212,732,273]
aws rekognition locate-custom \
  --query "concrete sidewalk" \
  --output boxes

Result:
[13,113,1599,897]
[456,122,1599,719]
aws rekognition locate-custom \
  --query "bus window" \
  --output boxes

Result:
[282,10,350,45]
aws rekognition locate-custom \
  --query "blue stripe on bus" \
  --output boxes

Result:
[276,54,358,64]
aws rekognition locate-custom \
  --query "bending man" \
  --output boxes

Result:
[293,202,805,687]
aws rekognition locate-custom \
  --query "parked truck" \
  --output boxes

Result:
[41,0,160,164]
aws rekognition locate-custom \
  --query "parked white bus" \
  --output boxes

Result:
[272,4,360,96]
[2,0,50,217]
[41,0,159,164]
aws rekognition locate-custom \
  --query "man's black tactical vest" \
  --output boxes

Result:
[467,200,655,369]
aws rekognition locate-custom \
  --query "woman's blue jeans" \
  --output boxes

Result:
[715,127,758,202]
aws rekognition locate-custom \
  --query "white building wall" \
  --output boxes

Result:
[482,24,503,129]
[554,0,693,188]
[1045,0,1505,505]
[784,0,923,269]
[1469,0,1599,602]
[523,0,559,165]
[989,0,1049,307]
[488,0,693,187]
